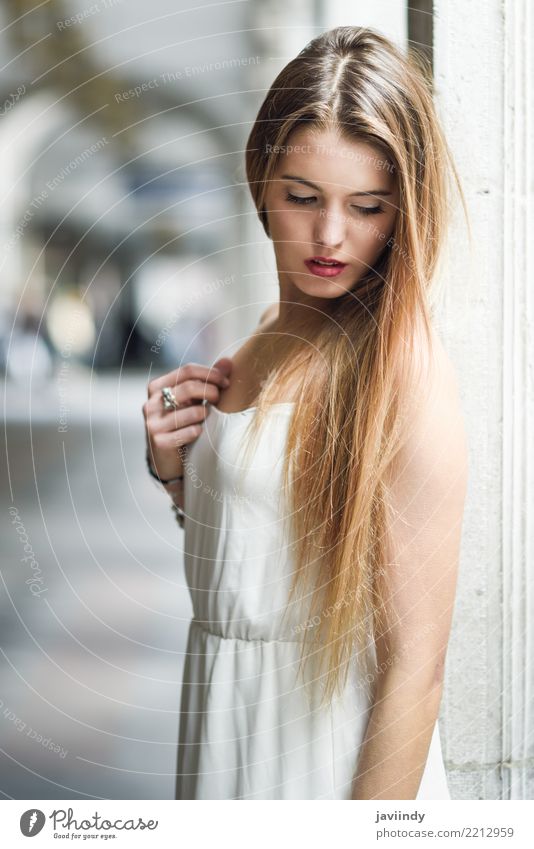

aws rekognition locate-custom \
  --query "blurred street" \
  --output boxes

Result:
[1,374,192,799]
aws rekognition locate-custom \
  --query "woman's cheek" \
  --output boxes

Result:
[349,222,381,253]
[359,218,394,255]
[273,208,303,237]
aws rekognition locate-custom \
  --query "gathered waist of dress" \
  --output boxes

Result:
[188,618,309,645]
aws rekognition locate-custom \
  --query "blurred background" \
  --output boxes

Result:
[0,0,419,801]
[5,0,529,804]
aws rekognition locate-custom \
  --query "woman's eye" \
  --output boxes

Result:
[285,192,316,205]
[352,206,383,216]
[285,192,384,216]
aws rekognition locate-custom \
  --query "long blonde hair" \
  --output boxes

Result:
[243,26,469,708]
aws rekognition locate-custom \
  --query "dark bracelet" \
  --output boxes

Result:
[146,453,184,486]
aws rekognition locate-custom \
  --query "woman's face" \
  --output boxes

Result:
[263,127,399,301]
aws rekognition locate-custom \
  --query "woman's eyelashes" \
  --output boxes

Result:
[285,191,316,206]
[284,191,383,216]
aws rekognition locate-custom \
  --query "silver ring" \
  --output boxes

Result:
[161,386,179,411]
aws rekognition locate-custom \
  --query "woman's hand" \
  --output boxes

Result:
[143,357,232,482]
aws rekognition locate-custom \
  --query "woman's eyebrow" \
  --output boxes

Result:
[280,173,392,197]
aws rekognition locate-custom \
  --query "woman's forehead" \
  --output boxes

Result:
[271,129,396,191]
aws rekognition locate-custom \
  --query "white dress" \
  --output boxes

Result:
[175,400,451,800]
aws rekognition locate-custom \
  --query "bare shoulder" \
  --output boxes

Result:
[423,322,464,421]
[232,302,280,364]
[226,303,280,366]
[217,303,281,407]
[390,318,469,495]
[376,322,468,672]
[402,315,459,392]
[396,316,463,413]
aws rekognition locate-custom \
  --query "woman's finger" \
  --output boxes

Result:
[144,380,222,417]
[149,425,203,451]
[154,402,210,433]
[147,363,229,397]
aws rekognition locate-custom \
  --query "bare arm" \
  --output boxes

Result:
[351,335,468,799]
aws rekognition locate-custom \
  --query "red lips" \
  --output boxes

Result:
[304,256,348,278]
[307,255,346,264]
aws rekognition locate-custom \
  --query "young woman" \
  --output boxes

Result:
[143,26,469,800]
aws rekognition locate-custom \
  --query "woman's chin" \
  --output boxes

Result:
[291,276,355,300]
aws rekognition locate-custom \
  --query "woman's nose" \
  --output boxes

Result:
[313,207,346,248]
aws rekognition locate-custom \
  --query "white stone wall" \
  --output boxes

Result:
[434,0,533,799]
